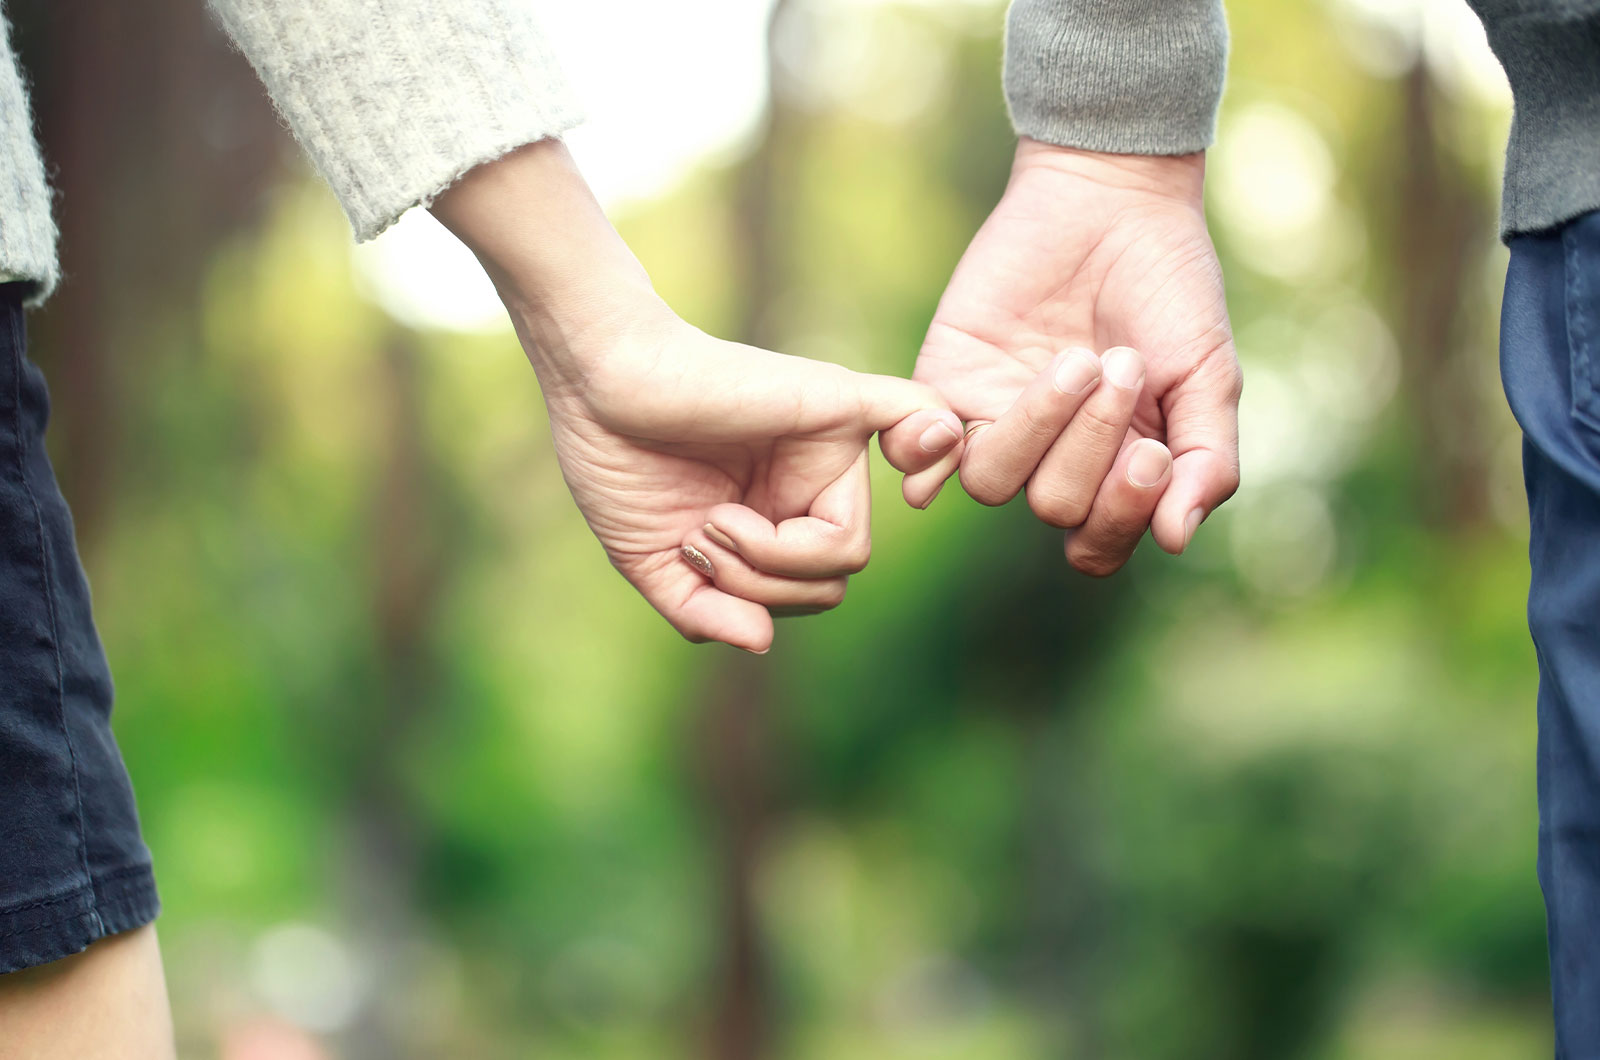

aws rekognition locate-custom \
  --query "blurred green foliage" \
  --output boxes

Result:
[29,0,1549,1056]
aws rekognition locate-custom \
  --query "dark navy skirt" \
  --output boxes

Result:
[0,282,157,974]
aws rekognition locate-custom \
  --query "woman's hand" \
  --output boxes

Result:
[542,314,956,652]
[432,139,959,652]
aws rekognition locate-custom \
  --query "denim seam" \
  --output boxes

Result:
[0,912,98,943]
[0,873,157,951]
[5,309,97,932]
[0,886,93,918]
[1566,223,1600,433]
[0,863,154,924]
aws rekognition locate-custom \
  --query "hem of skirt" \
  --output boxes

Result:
[0,863,161,975]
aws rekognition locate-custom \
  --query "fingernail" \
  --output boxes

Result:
[1127,442,1171,488]
[918,417,961,453]
[1053,348,1101,394]
[1183,507,1205,552]
[704,524,738,552]
[1103,347,1144,390]
[918,479,947,510]
[743,646,771,656]
[681,544,714,577]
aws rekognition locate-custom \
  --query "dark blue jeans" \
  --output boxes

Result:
[1502,208,1600,1055]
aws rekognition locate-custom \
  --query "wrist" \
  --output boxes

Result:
[430,139,673,380]
[1011,137,1206,206]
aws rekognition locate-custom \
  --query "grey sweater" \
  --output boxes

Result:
[1004,0,1600,239]
[1,1,1596,307]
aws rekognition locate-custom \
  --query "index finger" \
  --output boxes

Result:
[958,347,1104,507]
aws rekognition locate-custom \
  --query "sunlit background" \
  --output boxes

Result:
[9,0,1546,1056]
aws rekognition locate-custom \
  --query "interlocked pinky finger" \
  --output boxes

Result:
[901,440,963,510]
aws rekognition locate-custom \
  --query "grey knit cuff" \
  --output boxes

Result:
[1003,0,1229,156]
[210,0,585,241]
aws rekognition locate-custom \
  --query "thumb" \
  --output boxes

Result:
[1150,351,1242,554]
[754,355,949,437]
[852,372,957,435]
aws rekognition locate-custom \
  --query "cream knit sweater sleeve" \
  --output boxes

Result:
[0,12,59,300]
[208,0,584,241]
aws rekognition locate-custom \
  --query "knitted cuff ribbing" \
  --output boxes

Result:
[1003,0,1228,156]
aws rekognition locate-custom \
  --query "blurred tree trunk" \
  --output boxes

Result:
[11,0,285,553]
[695,660,777,1060]
[692,3,797,1058]
[1386,60,1497,531]
[344,333,456,1059]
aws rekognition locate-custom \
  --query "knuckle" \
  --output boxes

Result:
[1015,404,1064,446]
[818,580,849,610]
[1076,403,1127,443]
[842,538,872,572]
[1220,462,1242,502]
[1072,552,1122,578]
[1065,537,1125,578]
[1026,484,1089,529]
[1222,360,1245,402]
[960,465,1015,507]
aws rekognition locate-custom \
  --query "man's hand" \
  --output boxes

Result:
[884,139,1242,575]
[432,139,959,652]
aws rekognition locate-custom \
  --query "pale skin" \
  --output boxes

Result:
[428,138,969,653]
[0,136,1242,1049]
[883,138,1242,574]
[0,926,174,1060]
[0,137,962,1053]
